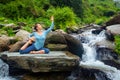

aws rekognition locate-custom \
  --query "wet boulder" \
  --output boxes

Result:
[105,30,115,41]
[92,28,103,35]
[96,47,118,61]
[96,47,120,70]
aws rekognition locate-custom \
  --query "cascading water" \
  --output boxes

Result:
[78,29,120,80]
[0,59,16,80]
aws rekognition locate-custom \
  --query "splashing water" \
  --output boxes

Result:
[79,30,120,80]
[0,59,16,80]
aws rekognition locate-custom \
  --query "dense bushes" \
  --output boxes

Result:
[0,0,50,18]
[46,7,77,30]
[50,0,82,17]
[0,0,119,33]
[115,35,120,55]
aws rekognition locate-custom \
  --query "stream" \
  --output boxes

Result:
[70,29,120,80]
[0,59,16,80]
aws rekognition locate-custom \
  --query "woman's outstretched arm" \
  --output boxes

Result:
[45,16,54,34]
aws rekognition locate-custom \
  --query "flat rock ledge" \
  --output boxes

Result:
[1,51,79,73]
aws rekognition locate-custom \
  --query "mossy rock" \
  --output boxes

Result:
[46,44,67,51]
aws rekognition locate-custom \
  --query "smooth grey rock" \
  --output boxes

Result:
[1,51,79,73]
[106,24,120,35]
[95,39,115,50]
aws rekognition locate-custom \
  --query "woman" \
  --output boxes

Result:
[19,16,54,54]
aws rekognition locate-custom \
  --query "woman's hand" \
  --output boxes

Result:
[50,16,54,22]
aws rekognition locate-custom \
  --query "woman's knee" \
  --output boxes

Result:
[19,50,24,54]
[44,48,50,54]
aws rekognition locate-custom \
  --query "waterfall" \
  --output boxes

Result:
[0,59,16,80]
[79,30,120,80]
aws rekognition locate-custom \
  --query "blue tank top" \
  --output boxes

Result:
[29,22,54,50]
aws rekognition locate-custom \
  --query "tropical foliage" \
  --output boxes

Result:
[0,0,119,33]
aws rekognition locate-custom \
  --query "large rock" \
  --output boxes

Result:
[63,34,84,58]
[106,24,120,35]
[1,51,79,73]
[46,32,66,44]
[15,30,30,41]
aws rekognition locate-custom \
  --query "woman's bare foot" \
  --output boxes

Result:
[30,50,45,54]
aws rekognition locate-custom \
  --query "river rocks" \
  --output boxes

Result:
[106,24,120,35]
[95,39,115,50]
[105,30,115,41]
[15,30,30,41]
[0,35,18,52]
[96,47,120,70]
[96,47,118,60]
[9,41,25,52]
[63,34,84,58]
[106,14,120,26]
[68,66,110,80]
[92,28,103,35]
[1,51,79,73]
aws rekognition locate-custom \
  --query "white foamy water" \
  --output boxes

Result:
[0,59,16,80]
[79,30,120,80]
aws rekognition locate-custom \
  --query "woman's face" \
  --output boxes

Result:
[36,24,42,31]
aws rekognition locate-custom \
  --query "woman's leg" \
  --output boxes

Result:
[30,48,50,54]
[19,44,36,54]
[20,40,32,50]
